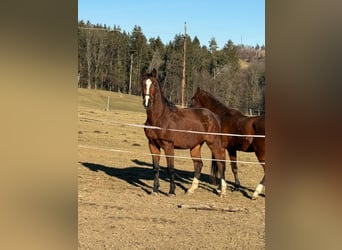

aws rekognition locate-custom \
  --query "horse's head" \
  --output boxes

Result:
[190,87,204,108]
[141,68,158,110]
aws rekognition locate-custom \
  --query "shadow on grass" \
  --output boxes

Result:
[80,159,213,196]
[80,159,260,198]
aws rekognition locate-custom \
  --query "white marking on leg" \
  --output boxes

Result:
[187,177,199,194]
[252,184,264,199]
[145,79,152,107]
[192,177,199,185]
[220,179,227,196]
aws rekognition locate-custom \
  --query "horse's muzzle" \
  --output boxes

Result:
[143,95,151,110]
[143,103,151,110]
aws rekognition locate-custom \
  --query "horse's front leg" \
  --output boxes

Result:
[187,144,203,195]
[149,142,161,194]
[164,143,176,195]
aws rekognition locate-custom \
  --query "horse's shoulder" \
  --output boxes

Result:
[171,106,183,115]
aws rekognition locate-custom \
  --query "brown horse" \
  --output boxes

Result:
[190,87,265,199]
[141,69,226,196]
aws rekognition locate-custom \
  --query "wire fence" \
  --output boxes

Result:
[78,115,265,165]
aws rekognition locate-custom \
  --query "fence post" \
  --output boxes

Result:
[106,96,110,111]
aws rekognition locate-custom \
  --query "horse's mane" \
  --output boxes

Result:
[160,83,177,111]
[198,88,242,116]
[148,74,177,111]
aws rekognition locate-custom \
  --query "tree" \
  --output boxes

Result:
[78,21,87,88]
[107,27,128,92]
[220,39,239,72]
[186,36,211,101]
[128,25,149,95]
[148,37,165,72]
[93,29,106,90]
[209,37,218,52]
[163,35,184,104]
[208,37,219,78]
[85,23,94,89]
[77,20,265,114]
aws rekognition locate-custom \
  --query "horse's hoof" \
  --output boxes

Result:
[186,189,195,195]
[216,186,226,197]
[252,184,263,199]
[220,192,226,198]
[168,193,176,197]
[251,195,258,200]
[150,191,159,196]
[233,186,240,192]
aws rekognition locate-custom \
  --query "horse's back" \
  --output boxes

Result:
[185,107,222,133]
[220,114,264,151]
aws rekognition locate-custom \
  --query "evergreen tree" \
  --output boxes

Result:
[128,25,149,95]
[220,39,239,72]
[77,20,265,114]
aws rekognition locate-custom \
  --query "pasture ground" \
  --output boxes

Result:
[78,89,265,249]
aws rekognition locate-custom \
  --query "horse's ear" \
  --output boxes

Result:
[141,67,148,78]
[151,68,157,78]
[196,86,201,92]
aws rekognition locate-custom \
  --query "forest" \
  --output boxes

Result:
[78,20,265,115]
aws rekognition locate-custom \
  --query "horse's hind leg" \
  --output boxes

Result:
[252,174,265,199]
[252,148,265,199]
[207,143,227,197]
[187,144,203,195]
[228,149,240,191]
[149,143,161,194]
[252,163,265,199]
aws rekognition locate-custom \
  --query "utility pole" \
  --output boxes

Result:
[181,22,187,108]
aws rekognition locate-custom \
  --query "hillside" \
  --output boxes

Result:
[78,88,145,113]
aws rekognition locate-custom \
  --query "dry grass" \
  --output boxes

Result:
[78,89,265,249]
[78,88,145,113]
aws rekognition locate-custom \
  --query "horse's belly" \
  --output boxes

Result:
[229,136,253,151]
[173,132,203,148]
[146,125,203,149]
[174,145,191,150]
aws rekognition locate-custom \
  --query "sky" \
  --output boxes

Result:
[78,0,264,49]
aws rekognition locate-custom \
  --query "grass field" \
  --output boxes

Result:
[78,88,265,249]
[78,88,145,113]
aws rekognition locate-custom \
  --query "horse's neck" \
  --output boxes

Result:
[206,98,242,117]
[147,88,169,123]
[207,100,228,116]
[224,107,243,117]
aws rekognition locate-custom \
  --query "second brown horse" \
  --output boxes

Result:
[191,87,265,199]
